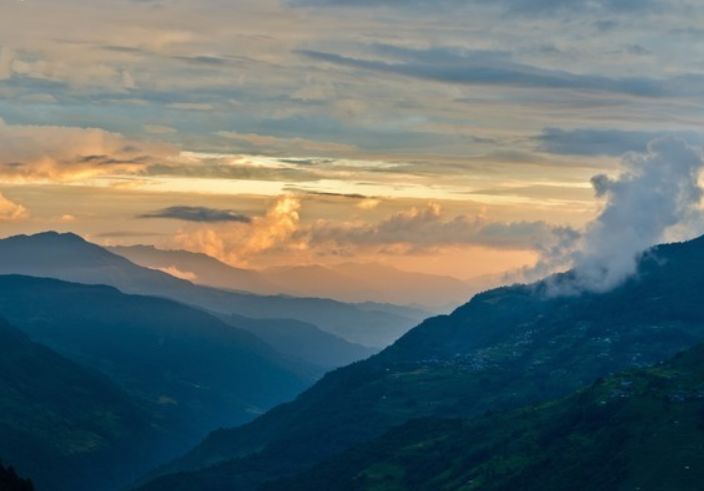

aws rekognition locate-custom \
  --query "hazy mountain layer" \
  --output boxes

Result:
[109,244,477,309]
[0,275,313,455]
[0,232,423,347]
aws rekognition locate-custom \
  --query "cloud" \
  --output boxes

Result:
[0,193,28,221]
[144,124,177,135]
[243,196,301,255]
[145,152,322,182]
[532,137,704,293]
[538,128,704,156]
[152,265,198,282]
[291,0,657,14]
[217,131,356,155]
[0,47,14,80]
[300,45,703,98]
[304,202,572,252]
[0,118,172,181]
[172,196,302,266]
[139,206,253,223]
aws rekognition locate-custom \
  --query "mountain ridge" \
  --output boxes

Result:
[0,231,424,347]
[109,243,477,309]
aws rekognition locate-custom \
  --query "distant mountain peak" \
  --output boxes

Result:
[24,231,85,241]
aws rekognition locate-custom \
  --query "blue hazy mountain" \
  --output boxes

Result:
[0,232,425,347]
[136,235,704,491]
[0,275,314,460]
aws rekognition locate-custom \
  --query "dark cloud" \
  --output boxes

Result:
[537,128,704,156]
[299,45,701,98]
[138,206,253,223]
[285,186,374,199]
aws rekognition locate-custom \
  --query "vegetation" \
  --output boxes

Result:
[266,343,704,490]
[138,235,704,490]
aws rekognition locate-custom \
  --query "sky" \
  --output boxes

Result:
[0,0,703,279]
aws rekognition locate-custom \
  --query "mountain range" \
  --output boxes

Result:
[0,232,425,347]
[136,234,704,491]
[109,244,482,310]
[0,275,314,445]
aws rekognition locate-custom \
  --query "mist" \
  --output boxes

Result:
[532,137,704,294]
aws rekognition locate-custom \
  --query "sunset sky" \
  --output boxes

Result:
[1,0,702,279]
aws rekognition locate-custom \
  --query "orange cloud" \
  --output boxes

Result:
[0,119,173,182]
[0,193,28,221]
[153,265,198,282]
[172,195,302,266]
[242,196,301,256]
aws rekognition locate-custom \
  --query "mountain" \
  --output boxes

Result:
[109,244,475,309]
[223,314,377,369]
[266,343,704,491]
[0,462,34,491]
[82,246,374,367]
[263,262,480,308]
[0,232,423,347]
[136,235,704,491]
[0,317,163,491]
[108,244,275,293]
[0,275,313,454]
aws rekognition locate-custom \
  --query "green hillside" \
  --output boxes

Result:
[137,235,704,490]
[266,343,704,491]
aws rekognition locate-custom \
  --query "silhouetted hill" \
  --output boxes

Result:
[0,318,161,491]
[0,232,423,347]
[266,343,704,491]
[136,235,704,490]
[0,275,313,455]
[0,462,34,491]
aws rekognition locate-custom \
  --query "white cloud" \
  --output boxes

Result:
[532,137,704,294]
